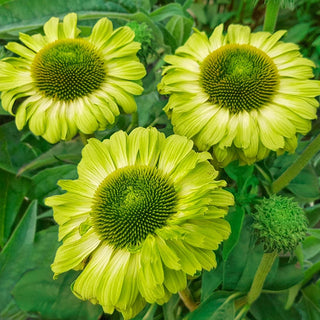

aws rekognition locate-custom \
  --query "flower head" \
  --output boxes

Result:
[158,24,320,166]
[0,13,146,143]
[253,195,308,253]
[45,127,233,319]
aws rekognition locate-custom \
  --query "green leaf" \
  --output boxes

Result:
[285,22,311,43]
[0,169,31,247]
[264,258,304,291]
[12,268,102,320]
[250,293,301,320]
[302,235,320,261]
[222,206,245,261]
[305,204,320,227]
[299,283,320,320]
[162,294,180,320]
[150,3,186,22]
[201,256,223,301]
[185,292,236,320]
[165,15,193,48]
[28,164,77,202]
[222,216,264,291]
[0,200,37,312]
[0,0,119,38]
[0,121,37,174]
[18,139,82,175]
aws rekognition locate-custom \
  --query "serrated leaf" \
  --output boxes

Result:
[0,169,32,248]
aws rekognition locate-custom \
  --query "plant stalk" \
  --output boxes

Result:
[263,0,281,32]
[247,251,278,305]
[179,288,198,312]
[272,133,320,194]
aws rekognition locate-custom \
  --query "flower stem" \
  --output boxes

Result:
[272,133,320,194]
[247,251,278,305]
[263,0,281,33]
[79,132,94,145]
[179,288,198,312]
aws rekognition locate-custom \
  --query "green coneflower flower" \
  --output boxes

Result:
[0,13,146,143]
[45,127,234,319]
[158,24,320,167]
[253,195,308,253]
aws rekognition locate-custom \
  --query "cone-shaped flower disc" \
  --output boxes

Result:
[45,127,234,319]
[158,24,320,166]
[0,13,146,143]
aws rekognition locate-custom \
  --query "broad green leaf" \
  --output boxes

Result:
[12,268,102,320]
[28,164,77,202]
[18,139,82,175]
[0,200,37,312]
[264,258,304,291]
[201,256,223,301]
[165,15,193,48]
[299,284,320,320]
[305,204,320,227]
[250,293,301,320]
[150,3,186,22]
[285,22,311,43]
[222,206,245,261]
[132,304,157,320]
[222,217,264,291]
[0,0,123,38]
[185,292,236,320]
[0,121,37,174]
[302,235,320,261]
[0,169,31,247]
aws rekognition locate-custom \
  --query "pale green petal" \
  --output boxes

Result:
[167,240,201,275]
[127,127,164,166]
[208,24,224,51]
[74,100,99,134]
[107,130,129,168]
[58,215,88,240]
[257,113,285,150]
[175,30,210,62]
[19,32,47,52]
[106,78,144,95]
[101,83,137,113]
[272,93,318,120]
[260,30,286,53]
[184,243,217,270]
[279,66,314,79]
[102,26,135,52]
[88,17,113,49]
[51,228,100,276]
[266,42,300,58]
[249,31,271,48]
[0,62,33,90]
[104,42,141,60]
[278,79,320,97]
[227,24,251,44]
[155,237,181,270]
[158,135,194,175]
[43,16,59,42]
[6,42,35,60]
[72,243,114,301]
[164,55,200,73]
[163,267,186,293]
[107,60,146,80]
[63,13,78,39]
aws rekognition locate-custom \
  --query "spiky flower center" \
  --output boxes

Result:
[91,165,177,249]
[200,44,279,113]
[31,39,105,101]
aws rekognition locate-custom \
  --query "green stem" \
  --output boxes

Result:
[247,251,278,305]
[263,0,281,32]
[179,288,198,312]
[272,133,320,194]
[79,132,94,145]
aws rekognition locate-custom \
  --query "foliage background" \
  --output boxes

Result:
[0,0,320,319]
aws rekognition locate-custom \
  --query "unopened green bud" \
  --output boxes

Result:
[253,195,308,253]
